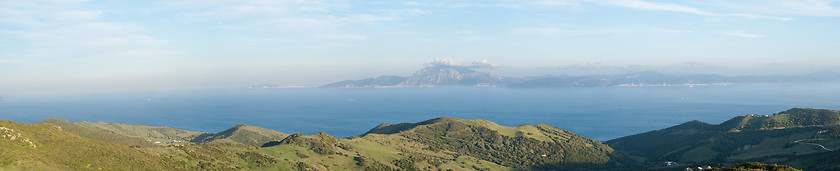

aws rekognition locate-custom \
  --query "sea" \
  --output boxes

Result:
[2,84,839,141]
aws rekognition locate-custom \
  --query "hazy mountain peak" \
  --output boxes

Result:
[322,59,504,88]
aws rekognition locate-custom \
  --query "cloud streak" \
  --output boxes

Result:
[706,0,840,17]
[511,27,562,35]
[603,0,794,21]
[719,30,763,38]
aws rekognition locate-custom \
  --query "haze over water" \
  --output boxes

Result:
[2,84,839,141]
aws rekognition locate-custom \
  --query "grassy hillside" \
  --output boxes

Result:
[253,117,619,170]
[0,120,184,170]
[191,124,289,146]
[359,117,616,170]
[76,121,202,145]
[36,118,157,147]
[606,108,840,169]
[716,108,840,131]
[141,143,287,170]
[1,120,296,170]
[3,112,822,170]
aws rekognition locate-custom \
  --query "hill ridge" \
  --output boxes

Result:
[191,123,289,146]
[37,118,158,147]
[605,107,840,168]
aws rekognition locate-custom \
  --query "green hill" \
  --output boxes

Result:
[358,117,616,170]
[255,117,619,170]
[36,118,158,147]
[0,120,185,170]
[1,120,298,170]
[2,112,824,170]
[716,108,840,131]
[191,124,289,146]
[605,108,840,169]
[75,121,202,145]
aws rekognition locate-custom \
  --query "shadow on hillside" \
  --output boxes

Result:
[523,151,648,171]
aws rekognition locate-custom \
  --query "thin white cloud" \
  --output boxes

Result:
[51,10,101,21]
[719,30,764,38]
[430,58,500,68]
[159,0,408,42]
[70,22,144,33]
[433,2,521,9]
[235,36,294,43]
[342,14,398,23]
[415,38,438,42]
[379,8,430,16]
[323,34,367,40]
[765,0,840,16]
[459,36,496,41]
[403,1,422,6]
[534,0,578,6]
[0,0,171,62]
[649,28,694,33]
[470,59,500,68]
[603,0,793,21]
[378,31,415,35]
[79,35,168,47]
[302,43,360,48]
[607,0,710,15]
[705,0,840,17]
[511,27,562,35]
[723,13,793,21]
[262,18,342,32]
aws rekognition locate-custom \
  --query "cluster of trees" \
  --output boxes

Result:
[607,120,831,162]
[708,162,800,171]
[263,133,342,155]
[399,121,612,169]
[174,143,279,170]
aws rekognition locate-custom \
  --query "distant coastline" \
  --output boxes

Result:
[251,60,840,89]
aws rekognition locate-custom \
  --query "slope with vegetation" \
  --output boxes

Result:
[360,117,616,169]
[6,108,838,170]
[191,124,289,146]
[1,116,620,170]
[606,108,840,170]
[75,120,202,145]
[0,120,184,170]
[37,118,157,147]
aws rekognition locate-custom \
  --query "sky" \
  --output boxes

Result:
[1,0,840,94]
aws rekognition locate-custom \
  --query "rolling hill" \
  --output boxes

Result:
[36,118,157,147]
[605,108,840,170]
[357,117,618,170]
[256,117,619,170]
[0,120,185,170]
[1,117,621,170]
[191,124,289,146]
[75,120,203,145]
[4,109,833,170]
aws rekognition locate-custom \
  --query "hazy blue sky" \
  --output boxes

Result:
[2,0,839,94]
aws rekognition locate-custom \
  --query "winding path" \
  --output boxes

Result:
[794,139,833,151]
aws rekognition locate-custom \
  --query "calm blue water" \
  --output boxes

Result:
[2,84,839,141]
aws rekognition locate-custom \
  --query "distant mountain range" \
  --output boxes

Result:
[6,108,840,170]
[320,65,506,88]
[313,64,840,88]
